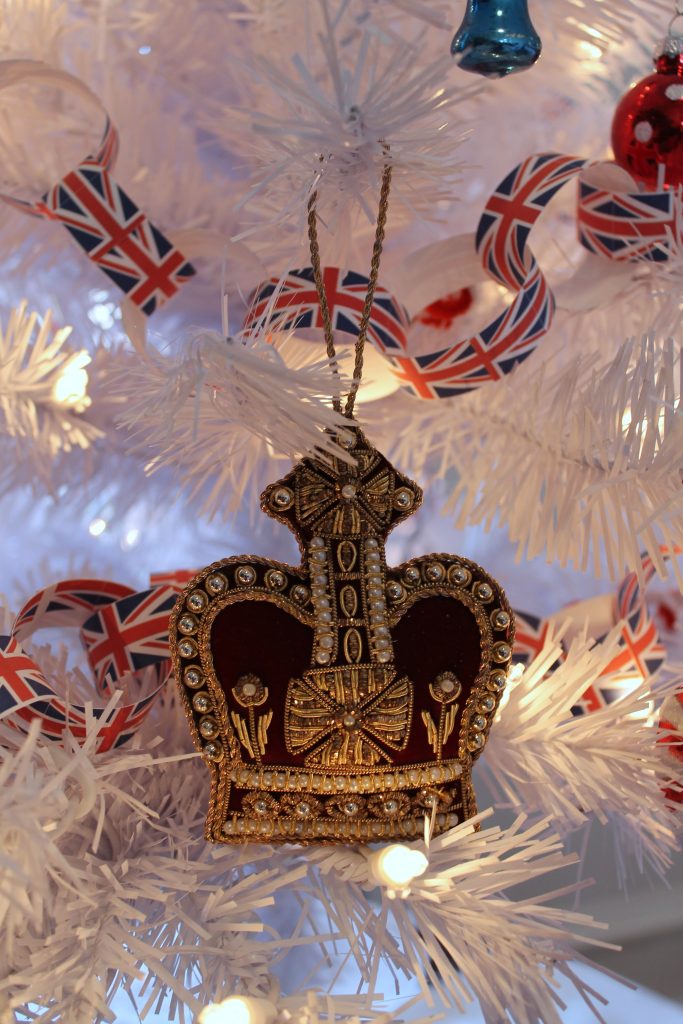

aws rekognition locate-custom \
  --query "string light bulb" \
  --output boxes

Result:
[197,996,278,1024]
[52,350,92,411]
[367,843,429,889]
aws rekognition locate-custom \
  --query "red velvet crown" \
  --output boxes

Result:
[169,429,514,844]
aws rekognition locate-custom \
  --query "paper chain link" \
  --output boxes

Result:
[0,60,195,315]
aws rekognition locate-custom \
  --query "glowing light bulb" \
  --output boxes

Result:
[198,997,278,1024]
[367,843,429,888]
[121,527,141,551]
[88,517,107,537]
[53,351,92,411]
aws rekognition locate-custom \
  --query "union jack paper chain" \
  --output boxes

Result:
[513,549,682,717]
[577,173,673,263]
[0,61,195,315]
[245,154,678,400]
[0,578,171,752]
[245,154,591,398]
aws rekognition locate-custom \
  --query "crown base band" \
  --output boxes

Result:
[208,769,475,845]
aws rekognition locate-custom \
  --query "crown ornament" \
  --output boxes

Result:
[169,427,514,844]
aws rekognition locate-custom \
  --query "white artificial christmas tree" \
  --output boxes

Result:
[0,2,681,1023]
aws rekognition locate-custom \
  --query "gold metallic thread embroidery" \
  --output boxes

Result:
[168,430,515,845]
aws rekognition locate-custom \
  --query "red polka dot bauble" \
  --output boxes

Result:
[612,51,683,189]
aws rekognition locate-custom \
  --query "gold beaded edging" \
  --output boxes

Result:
[169,545,514,845]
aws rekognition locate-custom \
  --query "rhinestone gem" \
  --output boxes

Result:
[187,590,207,612]
[184,667,203,688]
[404,565,421,584]
[491,609,511,630]
[296,801,312,817]
[384,799,399,814]
[487,670,507,691]
[236,565,256,586]
[192,692,211,713]
[471,714,487,731]
[475,582,494,602]
[493,642,512,663]
[206,573,227,594]
[448,564,472,586]
[425,562,445,582]
[291,584,310,603]
[242,682,257,697]
[343,800,360,816]
[254,799,269,814]
[199,717,219,739]
[178,638,197,658]
[341,483,357,500]
[270,486,294,510]
[178,614,197,635]
[386,581,405,602]
[393,487,415,511]
[468,733,485,752]
[204,741,223,761]
[478,694,496,713]
[266,570,286,590]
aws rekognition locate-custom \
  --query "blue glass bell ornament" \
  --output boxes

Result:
[451,0,541,78]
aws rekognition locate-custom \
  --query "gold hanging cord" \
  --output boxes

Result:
[306,160,393,418]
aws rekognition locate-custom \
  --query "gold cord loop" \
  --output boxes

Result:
[307,161,393,419]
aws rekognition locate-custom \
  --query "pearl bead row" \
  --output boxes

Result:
[363,537,392,664]
[308,537,336,665]
[222,811,459,839]
[228,759,463,792]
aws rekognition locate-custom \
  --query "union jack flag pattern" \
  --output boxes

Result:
[1,115,194,315]
[476,153,587,290]
[511,549,670,717]
[246,267,410,354]
[81,585,177,691]
[578,180,672,263]
[0,578,170,752]
[149,568,201,593]
[37,157,195,315]
[511,609,553,666]
[13,577,135,641]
